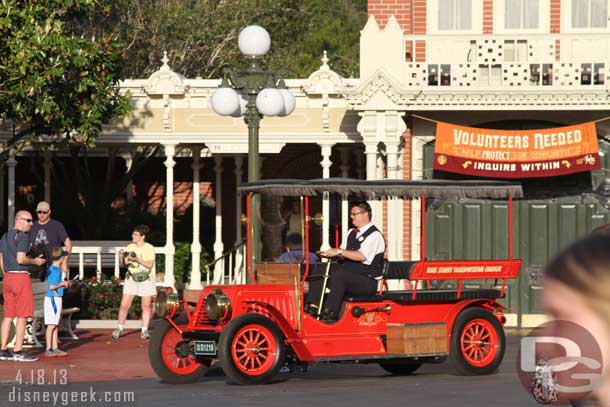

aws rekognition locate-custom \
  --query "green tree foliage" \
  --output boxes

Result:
[87,0,366,79]
[0,0,130,147]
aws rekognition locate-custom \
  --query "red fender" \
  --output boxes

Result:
[244,301,314,362]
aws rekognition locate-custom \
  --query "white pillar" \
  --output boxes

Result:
[189,146,203,290]
[7,155,17,229]
[213,156,224,284]
[364,143,381,224]
[386,142,400,261]
[234,155,244,244]
[320,144,332,251]
[163,144,176,289]
[385,112,407,262]
[43,151,52,204]
[234,155,244,282]
[338,147,351,244]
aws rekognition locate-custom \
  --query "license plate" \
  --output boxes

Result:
[194,340,217,356]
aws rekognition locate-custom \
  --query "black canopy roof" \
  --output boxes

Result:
[237,178,523,199]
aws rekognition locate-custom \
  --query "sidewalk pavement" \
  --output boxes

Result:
[0,329,157,383]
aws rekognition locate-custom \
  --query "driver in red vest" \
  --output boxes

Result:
[320,201,385,322]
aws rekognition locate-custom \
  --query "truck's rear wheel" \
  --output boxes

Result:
[449,307,505,375]
[218,314,286,385]
[148,317,210,384]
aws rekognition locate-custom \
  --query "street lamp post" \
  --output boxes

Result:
[211,25,296,274]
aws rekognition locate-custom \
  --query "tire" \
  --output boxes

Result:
[379,360,422,375]
[218,313,286,385]
[449,307,505,375]
[148,315,211,384]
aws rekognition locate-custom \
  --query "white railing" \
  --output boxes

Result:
[71,240,246,288]
[70,241,170,285]
[205,240,247,286]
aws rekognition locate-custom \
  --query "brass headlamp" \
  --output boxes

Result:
[154,289,179,319]
[205,289,232,322]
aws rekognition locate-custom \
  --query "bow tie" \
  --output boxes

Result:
[353,228,360,234]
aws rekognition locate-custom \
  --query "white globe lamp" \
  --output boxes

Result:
[210,87,240,116]
[279,89,296,116]
[238,25,271,58]
[256,88,284,116]
[230,93,249,118]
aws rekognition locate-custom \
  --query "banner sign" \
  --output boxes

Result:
[433,121,600,178]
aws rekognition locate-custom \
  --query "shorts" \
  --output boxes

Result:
[44,297,63,325]
[123,278,157,297]
[2,273,34,318]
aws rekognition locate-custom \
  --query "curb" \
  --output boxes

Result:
[73,319,161,329]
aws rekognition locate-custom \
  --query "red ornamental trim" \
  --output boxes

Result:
[434,153,601,179]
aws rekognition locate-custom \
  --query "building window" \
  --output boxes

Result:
[505,0,540,29]
[439,0,472,30]
[572,0,608,28]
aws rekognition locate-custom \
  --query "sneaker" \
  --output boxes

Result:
[44,349,58,358]
[279,363,292,374]
[53,349,68,357]
[0,349,13,361]
[140,331,150,340]
[111,328,123,339]
[12,351,39,362]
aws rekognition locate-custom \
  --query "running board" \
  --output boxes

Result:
[315,353,448,363]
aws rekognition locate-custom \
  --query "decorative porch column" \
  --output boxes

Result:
[338,147,351,243]
[364,143,382,224]
[320,144,332,251]
[7,154,17,229]
[163,144,176,289]
[213,155,225,284]
[234,155,244,281]
[385,112,407,262]
[188,146,203,290]
[43,150,53,204]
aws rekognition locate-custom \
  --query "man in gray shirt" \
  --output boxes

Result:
[0,211,46,362]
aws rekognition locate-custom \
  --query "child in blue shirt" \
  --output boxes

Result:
[44,247,71,357]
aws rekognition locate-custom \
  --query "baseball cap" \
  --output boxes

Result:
[36,201,50,212]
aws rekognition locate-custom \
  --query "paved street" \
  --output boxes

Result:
[0,333,541,407]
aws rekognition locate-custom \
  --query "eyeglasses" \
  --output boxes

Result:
[350,211,364,217]
[37,210,49,214]
[20,218,33,223]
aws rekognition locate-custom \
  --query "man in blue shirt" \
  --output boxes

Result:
[277,234,318,264]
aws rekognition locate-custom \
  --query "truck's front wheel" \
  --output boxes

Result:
[148,317,210,384]
[218,314,286,385]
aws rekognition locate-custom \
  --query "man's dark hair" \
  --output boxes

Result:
[133,224,150,237]
[351,201,372,219]
[285,233,303,247]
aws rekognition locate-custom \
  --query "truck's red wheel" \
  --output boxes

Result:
[449,307,505,375]
[218,314,286,385]
[148,317,210,384]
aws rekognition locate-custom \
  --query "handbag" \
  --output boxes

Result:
[128,271,150,282]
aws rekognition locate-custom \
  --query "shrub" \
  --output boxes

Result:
[70,275,141,320]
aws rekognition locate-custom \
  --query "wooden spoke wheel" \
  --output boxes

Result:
[148,317,210,384]
[449,307,505,375]
[218,314,286,385]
